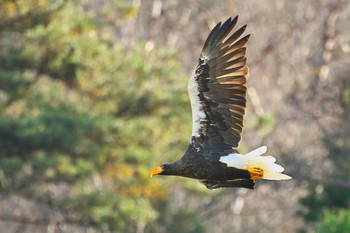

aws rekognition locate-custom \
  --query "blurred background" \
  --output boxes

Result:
[0,0,349,232]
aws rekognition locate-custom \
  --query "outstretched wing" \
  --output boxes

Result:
[188,16,249,151]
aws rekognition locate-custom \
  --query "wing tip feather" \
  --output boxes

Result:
[190,15,249,148]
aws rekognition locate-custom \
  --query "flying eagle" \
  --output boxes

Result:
[151,16,291,189]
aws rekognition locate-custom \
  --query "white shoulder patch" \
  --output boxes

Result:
[188,71,206,137]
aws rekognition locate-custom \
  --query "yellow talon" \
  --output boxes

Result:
[247,166,264,180]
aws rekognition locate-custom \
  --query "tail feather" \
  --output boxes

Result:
[219,146,292,181]
[245,145,267,157]
[263,171,292,180]
[245,146,291,180]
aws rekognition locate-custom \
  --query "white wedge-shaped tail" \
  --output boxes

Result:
[219,146,292,180]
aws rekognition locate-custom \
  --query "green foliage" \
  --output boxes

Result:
[68,191,158,232]
[299,185,350,222]
[0,0,197,231]
[316,209,350,233]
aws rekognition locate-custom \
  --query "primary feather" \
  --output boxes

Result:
[188,16,249,151]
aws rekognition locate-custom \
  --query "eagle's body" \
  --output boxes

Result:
[164,140,253,189]
[151,16,291,189]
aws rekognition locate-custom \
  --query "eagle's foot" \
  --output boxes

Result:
[247,166,263,180]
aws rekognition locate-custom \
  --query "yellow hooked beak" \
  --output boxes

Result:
[150,166,163,177]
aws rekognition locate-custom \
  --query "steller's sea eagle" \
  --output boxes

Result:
[150,16,291,189]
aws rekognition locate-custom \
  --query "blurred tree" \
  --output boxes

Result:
[298,88,350,232]
[316,209,350,233]
[0,0,202,231]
